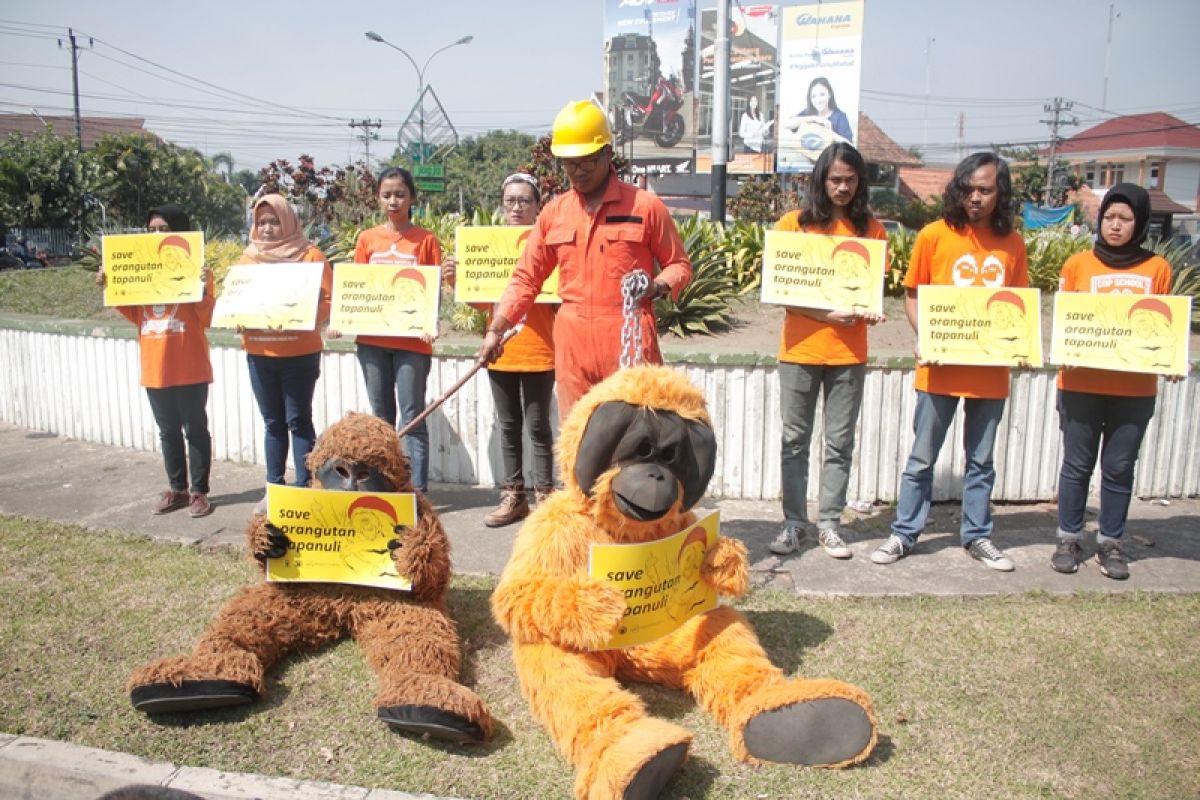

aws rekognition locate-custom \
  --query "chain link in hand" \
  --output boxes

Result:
[620,271,651,369]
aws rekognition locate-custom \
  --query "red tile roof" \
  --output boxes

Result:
[898,166,954,203]
[1057,112,1200,155]
[1070,185,1194,219]
[858,113,922,167]
[0,114,156,149]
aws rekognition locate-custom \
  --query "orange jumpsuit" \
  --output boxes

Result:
[496,170,692,419]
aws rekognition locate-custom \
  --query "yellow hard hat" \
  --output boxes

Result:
[550,100,612,158]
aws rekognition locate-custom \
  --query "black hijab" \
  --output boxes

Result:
[146,204,193,233]
[1093,183,1153,268]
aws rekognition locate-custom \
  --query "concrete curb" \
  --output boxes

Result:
[0,734,462,800]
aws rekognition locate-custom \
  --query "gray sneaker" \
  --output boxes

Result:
[818,527,852,559]
[966,538,1015,572]
[870,534,910,565]
[1050,538,1082,574]
[768,524,806,556]
[1095,540,1130,580]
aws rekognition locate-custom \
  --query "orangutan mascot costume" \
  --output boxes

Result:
[491,366,877,799]
[128,411,493,744]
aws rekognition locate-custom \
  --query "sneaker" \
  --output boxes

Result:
[1095,540,1130,580]
[817,527,852,559]
[484,485,529,528]
[1050,538,1082,574]
[187,493,213,518]
[966,538,1015,572]
[153,490,189,515]
[870,534,910,565]
[768,524,806,556]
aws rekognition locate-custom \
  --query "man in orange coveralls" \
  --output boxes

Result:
[475,100,692,419]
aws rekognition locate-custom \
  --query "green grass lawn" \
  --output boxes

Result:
[0,265,120,320]
[2,515,1198,799]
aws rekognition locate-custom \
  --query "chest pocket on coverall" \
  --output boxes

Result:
[601,224,646,279]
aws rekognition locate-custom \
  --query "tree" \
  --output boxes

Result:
[729,175,795,225]
[89,134,245,234]
[389,130,539,216]
[0,129,101,235]
[256,156,377,228]
[999,145,1084,209]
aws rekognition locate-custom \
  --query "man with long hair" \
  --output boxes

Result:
[769,143,886,560]
[872,152,1029,571]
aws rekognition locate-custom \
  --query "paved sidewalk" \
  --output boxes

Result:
[2,423,1199,799]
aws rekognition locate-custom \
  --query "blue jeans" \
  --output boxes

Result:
[891,390,1006,547]
[1057,389,1155,541]
[246,352,321,486]
[356,343,430,492]
[779,362,866,529]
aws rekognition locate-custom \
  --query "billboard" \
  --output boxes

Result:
[775,1,865,173]
[603,0,696,171]
[694,4,780,174]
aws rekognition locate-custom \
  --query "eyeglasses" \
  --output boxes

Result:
[502,197,536,209]
[559,149,608,173]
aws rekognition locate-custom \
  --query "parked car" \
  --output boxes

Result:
[880,219,911,236]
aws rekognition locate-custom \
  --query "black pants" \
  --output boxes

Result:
[1057,389,1155,539]
[145,383,212,495]
[488,369,555,488]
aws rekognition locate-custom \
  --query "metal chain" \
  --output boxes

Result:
[619,270,651,369]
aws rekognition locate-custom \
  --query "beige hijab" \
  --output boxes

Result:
[242,194,313,263]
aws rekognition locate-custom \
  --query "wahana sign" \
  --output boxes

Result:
[586,511,720,650]
[102,232,205,306]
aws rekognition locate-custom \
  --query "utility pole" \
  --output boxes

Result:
[1041,97,1079,207]
[956,112,965,163]
[349,118,381,167]
[1102,4,1119,112]
[923,38,935,150]
[58,28,91,150]
[710,0,730,225]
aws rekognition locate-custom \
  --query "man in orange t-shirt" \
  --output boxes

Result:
[872,152,1028,572]
[767,143,887,561]
[476,101,692,420]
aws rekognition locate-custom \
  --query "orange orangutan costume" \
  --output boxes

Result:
[128,412,493,744]
[491,365,878,799]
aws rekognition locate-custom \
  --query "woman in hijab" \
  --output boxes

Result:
[239,194,333,514]
[1050,183,1179,580]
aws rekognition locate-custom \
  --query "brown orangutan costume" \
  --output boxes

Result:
[128,411,493,744]
[491,366,877,799]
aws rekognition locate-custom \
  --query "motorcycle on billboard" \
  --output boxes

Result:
[610,72,686,148]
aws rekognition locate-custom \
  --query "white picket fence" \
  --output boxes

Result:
[2,326,1198,501]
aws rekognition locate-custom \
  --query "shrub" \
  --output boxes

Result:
[724,219,764,295]
[885,227,916,297]
[1024,226,1092,292]
[654,216,740,337]
[205,239,246,293]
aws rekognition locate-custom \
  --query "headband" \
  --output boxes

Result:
[501,173,541,202]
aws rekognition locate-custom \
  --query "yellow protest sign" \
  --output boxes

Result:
[761,230,885,314]
[918,285,1044,368]
[586,511,720,650]
[265,485,417,591]
[211,261,325,330]
[1051,292,1191,377]
[453,226,560,304]
[329,264,441,337]
[102,232,205,306]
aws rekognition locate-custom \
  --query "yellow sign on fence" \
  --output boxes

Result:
[453,226,560,304]
[211,261,325,330]
[329,264,441,337]
[586,511,720,650]
[761,230,886,314]
[917,285,1044,367]
[102,232,205,306]
[265,485,417,591]
[1051,292,1191,377]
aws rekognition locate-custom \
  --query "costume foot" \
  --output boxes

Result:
[130,680,258,714]
[742,697,874,766]
[622,742,688,800]
[378,704,485,743]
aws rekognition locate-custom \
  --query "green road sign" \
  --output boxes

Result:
[415,179,446,193]
[413,164,444,179]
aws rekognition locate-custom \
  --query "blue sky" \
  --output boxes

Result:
[2,0,1196,170]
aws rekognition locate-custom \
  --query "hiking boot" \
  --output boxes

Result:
[870,534,910,565]
[1050,538,1082,574]
[187,493,213,518]
[966,538,1015,572]
[484,484,529,528]
[1095,540,1130,580]
[533,486,555,506]
[768,524,806,555]
[153,490,189,515]
[817,527,852,559]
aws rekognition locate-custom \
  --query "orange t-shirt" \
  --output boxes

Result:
[488,303,556,373]
[905,219,1029,399]
[774,212,889,365]
[117,273,215,389]
[1057,250,1172,397]
[239,246,332,357]
[352,225,442,355]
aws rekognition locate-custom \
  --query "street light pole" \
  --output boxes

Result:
[364,31,473,163]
